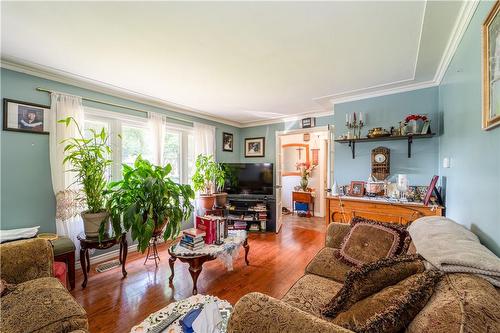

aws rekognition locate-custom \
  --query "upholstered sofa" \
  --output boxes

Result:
[227,222,500,332]
[0,238,89,333]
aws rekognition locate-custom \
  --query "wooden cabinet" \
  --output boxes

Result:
[325,196,443,225]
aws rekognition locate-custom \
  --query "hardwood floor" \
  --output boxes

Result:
[71,215,325,333]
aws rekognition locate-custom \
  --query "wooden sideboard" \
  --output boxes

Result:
[325,196,444,225]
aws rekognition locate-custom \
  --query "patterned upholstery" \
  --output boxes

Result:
[0,239,88,333]
[282,274,343,317]
[305,247,353,282]
[1,277,88,333]
[228,222,500,333]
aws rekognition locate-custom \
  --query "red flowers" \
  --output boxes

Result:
[405,114,428,123]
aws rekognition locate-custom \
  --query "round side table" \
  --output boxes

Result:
[77,233,127,288]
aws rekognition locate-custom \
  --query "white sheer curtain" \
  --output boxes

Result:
[49,92,85,253]
[148,112,167,165]
[193,122,216,157]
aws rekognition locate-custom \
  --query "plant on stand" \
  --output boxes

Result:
[296,161,317,192]
[60,117,112,238]
[192,154,221,209]
[105,157,194,252]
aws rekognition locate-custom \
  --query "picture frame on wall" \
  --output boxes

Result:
[3,99,50,135]
[244,137,265,157]
[482,1,500,130]
[222,132,233,152]
[301,117,315,128]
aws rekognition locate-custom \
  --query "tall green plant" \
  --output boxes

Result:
[106,157,194,252]
[60,117,111,213]
[192,154,225,195]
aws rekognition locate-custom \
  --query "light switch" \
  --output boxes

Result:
[443,157,451,168]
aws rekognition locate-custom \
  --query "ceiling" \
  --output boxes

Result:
[1,1,465,126]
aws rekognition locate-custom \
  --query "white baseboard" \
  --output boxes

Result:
[75,243,138,270]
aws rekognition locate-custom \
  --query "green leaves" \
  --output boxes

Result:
[106,156,194,253]
[59,117,111,214]
[191,154,225,194]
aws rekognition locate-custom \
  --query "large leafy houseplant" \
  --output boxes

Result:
[60,117,112,237]
[192,154,225,209]
[106,157,194,252]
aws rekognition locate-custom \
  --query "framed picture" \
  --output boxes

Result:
[349,181,365,197]
[482,1,500,130]
[245,137,265,157]
[3,99,49,134]
[222,132,233,152]
[301,117,315,128]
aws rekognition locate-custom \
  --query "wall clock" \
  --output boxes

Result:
[371,147,390,180]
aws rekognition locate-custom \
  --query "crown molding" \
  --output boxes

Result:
[0,56,242,128]
[330,80,438,106]
[239,109,333,128]
[434,1,480,84]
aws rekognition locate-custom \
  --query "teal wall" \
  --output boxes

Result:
[334,87,439,185]
[0,68,240,233]
[439,1,500,256]
[239,87,439,186]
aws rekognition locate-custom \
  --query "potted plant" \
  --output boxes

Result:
[296,161,317,191]
[60,117,112,237]
[105,157,194,252]
[192,154,221,209]
[214,162,227,207]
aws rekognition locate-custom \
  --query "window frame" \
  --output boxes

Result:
[83,107,194,184]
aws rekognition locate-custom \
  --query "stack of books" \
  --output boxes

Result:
[180,228,206,251]
[232,221,247,230]
[249,223,260,232]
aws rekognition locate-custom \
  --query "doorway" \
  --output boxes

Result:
[275,126,332,232]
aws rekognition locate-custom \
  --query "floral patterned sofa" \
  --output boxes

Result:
[0,238,88,333]
[227,222,500,333]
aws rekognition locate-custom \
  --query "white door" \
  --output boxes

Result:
[327,125,335,191]
[275,133,283,233]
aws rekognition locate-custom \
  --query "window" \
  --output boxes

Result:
[163,131,181,183]
[122,125,153,167]
[83,108,194,185]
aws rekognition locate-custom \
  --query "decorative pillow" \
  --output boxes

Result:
[329,270,443,333]
[339,217,410,266]
[322,255,425,318]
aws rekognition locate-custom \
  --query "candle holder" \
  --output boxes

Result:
[345,113,364,139]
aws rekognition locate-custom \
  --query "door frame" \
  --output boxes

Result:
[275,125,334,230]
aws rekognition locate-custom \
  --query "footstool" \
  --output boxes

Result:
[51,236,76,290]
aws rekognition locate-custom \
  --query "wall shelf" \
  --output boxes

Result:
[334,133,436,159]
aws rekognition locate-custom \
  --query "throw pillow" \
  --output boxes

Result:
[339,217,410,266]
[322,254,425,318]
[330,270,443,333]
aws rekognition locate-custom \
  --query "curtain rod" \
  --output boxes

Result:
[36,87,193,125]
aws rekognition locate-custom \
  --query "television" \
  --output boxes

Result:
[222,163,274,196]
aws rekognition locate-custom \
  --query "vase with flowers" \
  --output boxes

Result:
[296,161,317,191]
[404,114,428,134]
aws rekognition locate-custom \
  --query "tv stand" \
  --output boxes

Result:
[225,195,276,232]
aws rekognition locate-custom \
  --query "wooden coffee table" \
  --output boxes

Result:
[168,233,249,295]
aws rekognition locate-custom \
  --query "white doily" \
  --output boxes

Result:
[171,230,247,271]
[130,294,232,333]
